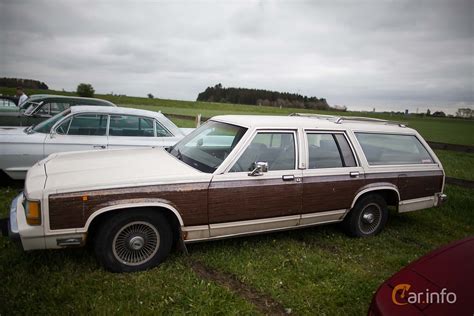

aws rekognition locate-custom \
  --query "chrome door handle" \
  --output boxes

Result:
[93,145,106,149]
[349,171,360,178]
[282,175,295,181]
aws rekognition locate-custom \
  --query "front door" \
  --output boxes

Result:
[44,113,108,156]
[208,130,303,237]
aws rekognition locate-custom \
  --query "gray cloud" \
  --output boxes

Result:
[0,0,472,114]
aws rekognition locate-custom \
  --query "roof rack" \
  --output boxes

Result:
[289,113,407,127]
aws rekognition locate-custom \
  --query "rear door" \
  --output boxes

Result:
[301,131,364,224]
[44,113,109,156]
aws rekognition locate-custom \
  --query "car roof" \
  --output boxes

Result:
[28,94,116,105]
[211,115,418,134]
[70,105,166,119]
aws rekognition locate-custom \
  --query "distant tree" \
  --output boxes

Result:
[147,93,154,99]
[456,108,473,118]
[432,111,446,117]
[76,83,95,97]
[426,109,431,116]
[0,77,49,90]
[196,84,334,111]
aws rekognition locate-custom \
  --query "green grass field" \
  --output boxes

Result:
[2,87,473,146]
[434,150,474,181]
[0,184,472,315]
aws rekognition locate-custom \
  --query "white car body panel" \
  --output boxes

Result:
[43,147,210,193]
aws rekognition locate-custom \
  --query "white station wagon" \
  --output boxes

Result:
[1,115,446,272]
[0,106,192,179]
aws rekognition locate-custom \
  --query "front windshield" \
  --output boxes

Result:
[31,109,71,133]
[23,101,41,113]
[169,121,247,173]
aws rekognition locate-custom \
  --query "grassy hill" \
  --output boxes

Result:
[1,87,473,145]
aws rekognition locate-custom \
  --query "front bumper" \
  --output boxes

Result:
[0,193,22,242]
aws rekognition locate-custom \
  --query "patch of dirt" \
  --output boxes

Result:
[190,260,290,315]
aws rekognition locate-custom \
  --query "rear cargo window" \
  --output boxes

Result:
[355,133,434,165]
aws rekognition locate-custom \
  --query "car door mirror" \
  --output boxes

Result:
[248,161,268,176]
[50,130,56,138]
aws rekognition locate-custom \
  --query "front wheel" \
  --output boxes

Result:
[343,194,388,237]
[94,210,172,272]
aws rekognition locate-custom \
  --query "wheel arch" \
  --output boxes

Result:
[84,202,184,231]
[350,184,400,209]
[84,202,185,248]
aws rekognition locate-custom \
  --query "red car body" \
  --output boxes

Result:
[369,236,474,315]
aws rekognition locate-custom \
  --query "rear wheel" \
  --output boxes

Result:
[343,194,388,237]
[94,210,172,272]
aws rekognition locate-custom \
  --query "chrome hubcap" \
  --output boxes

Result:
[112,221,160,266]
[362,212,375,224]
[358,203,382,235]
[129,236,145,250]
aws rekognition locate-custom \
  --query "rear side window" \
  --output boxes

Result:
[109,115,155,137]
[155,121,173,137]
[355,133,434,165]
[307,133,357,168]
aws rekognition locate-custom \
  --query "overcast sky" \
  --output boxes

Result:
[1,0,472,113]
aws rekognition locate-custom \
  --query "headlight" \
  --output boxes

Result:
[25,200,41,226]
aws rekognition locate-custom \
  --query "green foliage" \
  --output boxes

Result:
[434,150,474,181]
[197,83,332,110]
[147,93,154,99]
[76,83,95,97]
[0,77,48,89]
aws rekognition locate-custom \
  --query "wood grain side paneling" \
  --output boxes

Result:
[49,182,209,230]
[208,178,302,224]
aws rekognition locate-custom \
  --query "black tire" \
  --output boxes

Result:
[94,210,172,272]
[343,194,388,237]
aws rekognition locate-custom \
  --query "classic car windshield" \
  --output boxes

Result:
[32,109,71,133]
[169,121,247,173]
[23,101,42,114]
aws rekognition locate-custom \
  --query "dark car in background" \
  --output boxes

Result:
[0,94,116,126]
[0,96,18,107]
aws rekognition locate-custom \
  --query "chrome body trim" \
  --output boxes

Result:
[398,196,436,213]
[183,209,347,242]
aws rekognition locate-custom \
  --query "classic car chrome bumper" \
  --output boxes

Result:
[436,193,448,206]
[0,193,22,243]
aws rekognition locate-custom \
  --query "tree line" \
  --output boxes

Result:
[0,77,49,90]
[196,83,345,111]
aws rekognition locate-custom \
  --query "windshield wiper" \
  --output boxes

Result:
[176,149,183,161]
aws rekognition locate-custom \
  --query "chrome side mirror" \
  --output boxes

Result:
[248,161,268,176]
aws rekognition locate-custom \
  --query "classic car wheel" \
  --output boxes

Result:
[94,210,172,272]
[343,194,388,237]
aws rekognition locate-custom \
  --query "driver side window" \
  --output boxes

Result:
[230,132,296,172]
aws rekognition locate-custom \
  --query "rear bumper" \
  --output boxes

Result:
[436,193,448,207]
